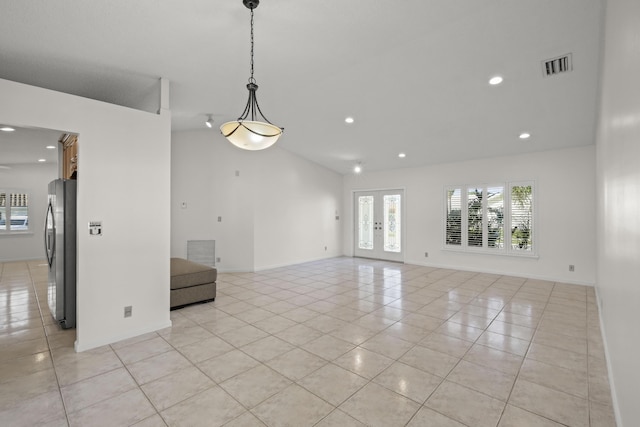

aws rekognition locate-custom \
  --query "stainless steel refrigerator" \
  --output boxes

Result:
[45,179,77,329]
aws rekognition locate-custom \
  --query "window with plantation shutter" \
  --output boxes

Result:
[444,182,534,256]
[467,188,484,247]
[0,190,30,233]
[445,189,462,246]
[487,186,505,249]
[510,184,533,252]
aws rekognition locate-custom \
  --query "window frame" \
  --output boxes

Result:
[443,181,536,257]
[0,189,31,235]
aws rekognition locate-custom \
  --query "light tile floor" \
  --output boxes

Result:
[0,258,617,426]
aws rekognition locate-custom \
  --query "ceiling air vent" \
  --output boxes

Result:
[542,53,572,77]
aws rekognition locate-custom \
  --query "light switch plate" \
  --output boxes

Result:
[89,221,102,236]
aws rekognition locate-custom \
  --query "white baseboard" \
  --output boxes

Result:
[251,253,343,272]
[74,319,172,353]
[404,258,595,286]
[594,286,623,427]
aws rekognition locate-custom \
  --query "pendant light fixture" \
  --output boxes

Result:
[220,0,283,150]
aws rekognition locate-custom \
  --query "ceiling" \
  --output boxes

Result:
[0,127,63,167]
[0,0,604,174]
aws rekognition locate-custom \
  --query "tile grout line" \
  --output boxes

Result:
[495,278,553,426]
[418,273,523,427]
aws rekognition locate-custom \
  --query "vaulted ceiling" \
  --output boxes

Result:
[0,0,604,173]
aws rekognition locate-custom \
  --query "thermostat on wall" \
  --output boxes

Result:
[89,221,102,236]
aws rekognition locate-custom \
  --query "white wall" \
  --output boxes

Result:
[343,146,596,285]
[171,130,343,272]
[252,148,343,270]
[595,0,640,424]
[0,78,172,352]
[0,163,58,261]
[171,130,255,272]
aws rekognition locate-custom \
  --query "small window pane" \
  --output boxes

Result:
[468,188,483,247]
[0,193,6,231]
[10,193,29,231]
[358,196,374,250]
[487,186,504,248]
[446,189,462,246]
[383,194,401,253]
[511,185,533,251]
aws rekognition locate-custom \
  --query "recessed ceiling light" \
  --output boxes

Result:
[345,117,354,124]
[519,132,531,139]
[354,164,362,174]
[398,153,406,158]
[46,145,56,150]
[38,159,46,162]
[489,76,503,85]
[0,126,15,132]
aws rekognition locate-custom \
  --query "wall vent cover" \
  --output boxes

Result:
[542,53,573,77]
[187,240,216,267]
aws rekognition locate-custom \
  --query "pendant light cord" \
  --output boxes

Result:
[249,7,255,84]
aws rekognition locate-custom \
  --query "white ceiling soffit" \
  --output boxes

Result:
[0,0,605,173]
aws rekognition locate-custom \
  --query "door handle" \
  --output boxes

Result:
[44,201,55,268]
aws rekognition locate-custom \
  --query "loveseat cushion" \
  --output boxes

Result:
[170,257,217,290]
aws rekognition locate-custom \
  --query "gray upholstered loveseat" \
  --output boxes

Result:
[170,258,217,309]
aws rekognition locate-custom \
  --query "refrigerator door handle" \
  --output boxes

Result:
[44,201,55,268]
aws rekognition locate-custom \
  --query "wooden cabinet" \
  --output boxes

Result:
[61,134,78,179]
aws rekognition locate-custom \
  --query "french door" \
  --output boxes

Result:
[353,190,404,262]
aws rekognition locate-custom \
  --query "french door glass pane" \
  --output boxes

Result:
[358,196,374,250]
[468,188,483,247]
[383,195,401,253]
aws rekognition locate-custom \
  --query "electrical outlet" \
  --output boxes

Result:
[569,265,575,272]
[324,246,327,251]
[124,306,132,318]
[217,216,222,222]
[216,257,221,263]
[425,252,429,257]
[235,170,240,177]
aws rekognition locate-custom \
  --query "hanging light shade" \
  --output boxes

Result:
[221,0,283,150]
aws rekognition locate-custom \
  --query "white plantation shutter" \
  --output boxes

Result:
[487,186,504,249]
[445,188,462,246]
[467,188,483,247]
[0,190,29,232]
[510,184,533,252]
[0,192,6,231]
[444,182,534,255]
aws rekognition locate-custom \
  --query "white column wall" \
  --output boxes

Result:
[343,146,596,285]
[595,0,640,424]
[0,78,172,352]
